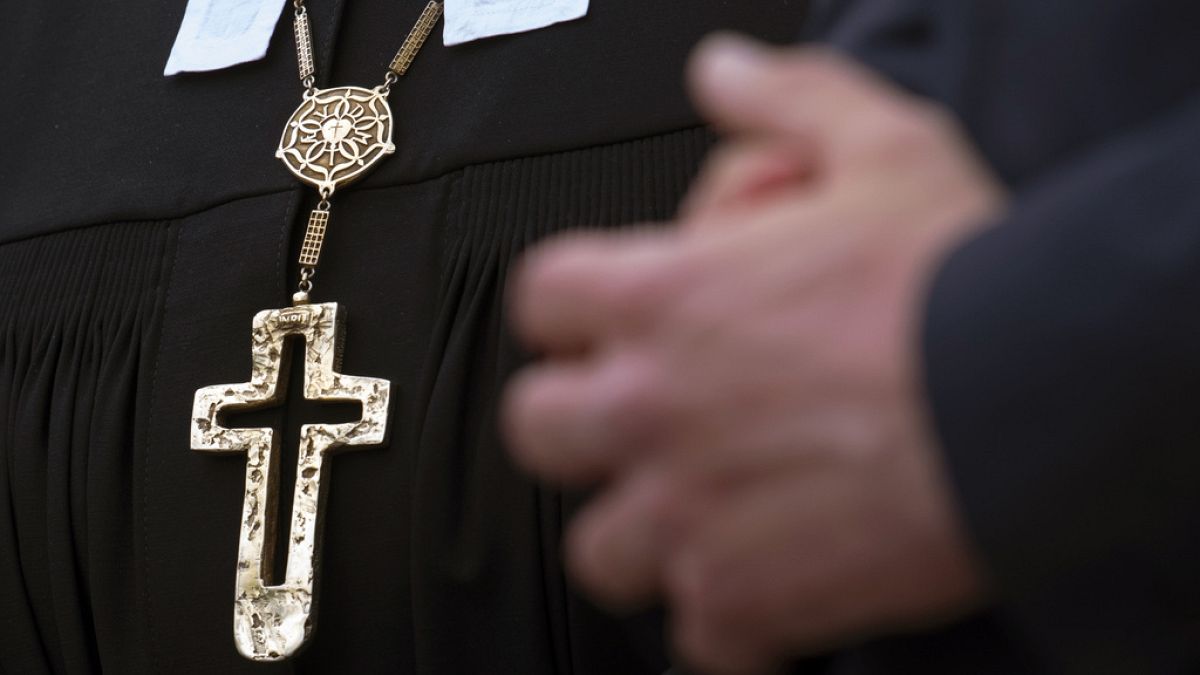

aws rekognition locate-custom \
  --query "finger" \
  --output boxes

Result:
[667,408,888,491]
[667,486,812,673]
[565,468,680,608]
[667,478,872,671]
[508,229,685,353]
[679,139,817,227]
[687,34,900,144]
[502,350,668,485]
[664,482,813,674]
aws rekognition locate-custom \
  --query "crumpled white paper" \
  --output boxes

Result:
[443,0,589,46]
[164,0,289,76]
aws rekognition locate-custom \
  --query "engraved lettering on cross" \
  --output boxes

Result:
[190,302,390,661]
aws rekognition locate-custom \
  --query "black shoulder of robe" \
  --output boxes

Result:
[0,3,809,673]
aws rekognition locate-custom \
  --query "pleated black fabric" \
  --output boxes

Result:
[1,2,808,671]
[1,223,175,674]
[0,129,725,674]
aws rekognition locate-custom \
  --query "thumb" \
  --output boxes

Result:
[678,139,816,227]
[687,34,886,144]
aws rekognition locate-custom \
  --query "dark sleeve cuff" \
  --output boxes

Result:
[921,95,1200,674]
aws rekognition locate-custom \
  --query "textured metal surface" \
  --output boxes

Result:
[276,86,396,197]
[389,1,443,77]
[294,11,315,82]
[297,208,329,268]
[191,302,391,661]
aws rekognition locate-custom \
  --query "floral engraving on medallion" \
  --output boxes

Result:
[276,86,396,196]
[191,303,391,661]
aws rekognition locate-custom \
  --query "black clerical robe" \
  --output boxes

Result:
[0,3,807,673]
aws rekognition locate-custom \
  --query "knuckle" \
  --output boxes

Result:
[672,620,719,674]
[501,372,568,472]
[599,262,681,328]
[593,356,666,445]
[517,235,610,299]
[671,596,756,675]
[668,547,770,631]
[510,247,588,336]
[864,112,932,162]
[665,550,718,619]
[515,242,574,300]
[783,47,851,87]
[501,372,545,447]
[566,517,610,591]
[635,471,686,541]
[864,99,956,164]
[664,546,776,672]
[565,486,664,606]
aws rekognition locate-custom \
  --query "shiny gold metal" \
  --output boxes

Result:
[296,266,316,297]
[193,0,441,662]
[293,10,315,82]
[276,86,395,196]
[298,208,330,267]
[191,303,391,661]
[389,2,443,77]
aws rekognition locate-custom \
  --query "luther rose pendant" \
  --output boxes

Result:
[191,303,391,660]
[276,86,396,197]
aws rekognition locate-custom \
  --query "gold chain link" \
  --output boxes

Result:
[285,1,442,299]
[290,0,442,91]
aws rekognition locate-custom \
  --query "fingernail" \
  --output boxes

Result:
[695,33,770,92]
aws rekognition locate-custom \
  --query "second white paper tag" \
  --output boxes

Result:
[444,0,589,46]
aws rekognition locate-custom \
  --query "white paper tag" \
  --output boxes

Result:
[164,0,289,76]
[443,0,589,46]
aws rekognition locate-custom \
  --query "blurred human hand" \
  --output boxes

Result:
[505,35,1006,674]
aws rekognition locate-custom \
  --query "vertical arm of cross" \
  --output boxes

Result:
[282,325,390,588]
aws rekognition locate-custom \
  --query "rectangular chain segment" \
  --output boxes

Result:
[298,208,329,267]
[294,11,316,82]
[389,1,443,77]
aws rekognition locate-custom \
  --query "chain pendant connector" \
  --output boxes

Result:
[294,10,316,82]
[298,206,330,268]
[388,1,443,77]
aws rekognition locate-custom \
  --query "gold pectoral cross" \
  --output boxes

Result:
[191,302,390,661]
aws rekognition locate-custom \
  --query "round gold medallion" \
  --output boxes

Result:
[276,86,396,196]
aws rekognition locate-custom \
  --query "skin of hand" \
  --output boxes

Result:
[503,34,1008,674]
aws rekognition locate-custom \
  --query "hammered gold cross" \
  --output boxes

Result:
[191,302,390,661]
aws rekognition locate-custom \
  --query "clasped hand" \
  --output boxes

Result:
[505,35,1006,674]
